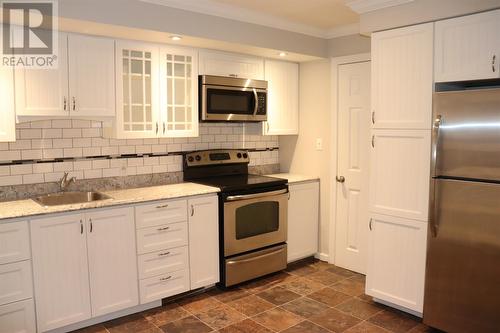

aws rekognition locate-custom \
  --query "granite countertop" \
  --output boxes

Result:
[267,173,319,184]
[0,182,219,222]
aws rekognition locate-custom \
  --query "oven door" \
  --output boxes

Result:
[223,188,287,257]
[201,85,267,122]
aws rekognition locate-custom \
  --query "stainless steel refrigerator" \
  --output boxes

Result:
[423,87,500,332]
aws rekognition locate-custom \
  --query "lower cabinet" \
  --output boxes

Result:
[287,180,320,262]
[0,299,36,333]
[366,213,427,313]
[31,207,137,332]
[188,195,219,289]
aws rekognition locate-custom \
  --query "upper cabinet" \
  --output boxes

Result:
[68,34,116,117]
[263,60,299,135]
[199,50,264,80]
[106,41,198,139]
[0,66,15,142]
[371,23,433,129]
[435,9,500,82]
[15,33,116,118]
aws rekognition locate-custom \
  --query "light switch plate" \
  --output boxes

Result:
[315,138,323,151]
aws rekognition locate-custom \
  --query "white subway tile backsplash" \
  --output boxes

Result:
[0,121,278,186]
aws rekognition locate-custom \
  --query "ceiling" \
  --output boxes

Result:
[140,0,360,38]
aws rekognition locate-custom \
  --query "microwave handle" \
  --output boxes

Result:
[253,88,259,116]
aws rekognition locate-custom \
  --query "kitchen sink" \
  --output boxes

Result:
[33,191,112,207]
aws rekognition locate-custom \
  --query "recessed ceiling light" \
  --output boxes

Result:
[279,52,287,57]
[170,36,182,41]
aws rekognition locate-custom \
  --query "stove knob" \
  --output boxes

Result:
[237,153,242,158]
[195,155,201,161]
[187,156,194,163]
[243,153,248,159]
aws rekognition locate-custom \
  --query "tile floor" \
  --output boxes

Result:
[73,258,438,333]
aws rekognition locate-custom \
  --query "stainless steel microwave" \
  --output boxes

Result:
[200,75,268,122]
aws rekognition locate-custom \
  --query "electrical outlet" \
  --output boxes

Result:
[315,138,323,151]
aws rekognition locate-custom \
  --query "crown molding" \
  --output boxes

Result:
[139,0,358,39]
[325,23,360,39]
[345,0,414,14]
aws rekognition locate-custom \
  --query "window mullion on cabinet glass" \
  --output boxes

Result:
[160,47,198,138]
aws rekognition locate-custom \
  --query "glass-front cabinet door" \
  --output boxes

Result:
[114,41,159,139]
[160,46,198,137]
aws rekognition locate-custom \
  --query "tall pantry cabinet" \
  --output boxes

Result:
[366,23,433,314]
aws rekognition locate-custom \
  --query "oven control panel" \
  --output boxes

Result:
[184,149,250,167]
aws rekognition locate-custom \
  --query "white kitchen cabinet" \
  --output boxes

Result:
[369,129,431,222]
[0,299,36,333]
[15,33,69,117]
[160,46,199,137]
[199,49,264,79]
[435,9,500,82]
[0,221,30,265]
[287,181,319,262]
[86,208,138,317]
[68,34,115,117]
[0,66,15,142]
[188,195,219,289]
[371,23,433,129]
[108,42,199,139]
[263,60,299,136]
[30,213,92,332]
[0,261,33,306]
[366,213,427,313]
[15,33,115,119]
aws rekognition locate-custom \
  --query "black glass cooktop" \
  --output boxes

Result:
[192,174,287,192]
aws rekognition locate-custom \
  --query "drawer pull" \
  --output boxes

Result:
[157,226,170,231]
[156,203,169,209]
[158,251,171,257]
[160,276,172,281]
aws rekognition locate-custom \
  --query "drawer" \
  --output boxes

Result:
[136,221,188,255]
[138,246,189,279]
[135,199,187,229]
[0,221,30,265]
[139,270,190,304]
[0,261,33,306]
[0,299,36,333]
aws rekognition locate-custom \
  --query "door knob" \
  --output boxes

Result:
[336,176,345,183]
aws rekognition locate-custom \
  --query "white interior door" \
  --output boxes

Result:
[335,61,371,274]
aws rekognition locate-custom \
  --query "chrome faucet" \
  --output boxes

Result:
[59,172,76,191]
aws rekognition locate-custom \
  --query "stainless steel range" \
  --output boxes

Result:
[183,149,288,287]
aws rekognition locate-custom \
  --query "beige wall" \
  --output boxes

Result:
[360,0,500,33]
[328,34,370,57]
[279,59,332,258]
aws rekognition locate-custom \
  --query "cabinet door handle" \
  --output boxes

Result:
[163,122,166,135]
[190,204,194,217]
[371,135,375,148]
[229,74,238,78]
[266,122,270,133]
[72,97,76,111]
[371,111,375,125]
[80,220,83,234]
[369,218,373,231]
[156,122,159,134]
[157,226,170,231]
[156,203,169,209]
[158,251,171,257]
[63,97,67,111]
[89,218,93,233]
[493,55,497,73]
[160,275,172,281]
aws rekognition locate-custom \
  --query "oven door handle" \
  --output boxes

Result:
[253,88,259,116]
[226,189,287,202]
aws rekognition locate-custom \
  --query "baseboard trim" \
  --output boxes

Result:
[373,298,422,318]
[314,252,330,262]
[45,300,162,333]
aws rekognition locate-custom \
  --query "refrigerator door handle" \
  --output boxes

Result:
[429,178,439,237]
[431,115,442,177]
